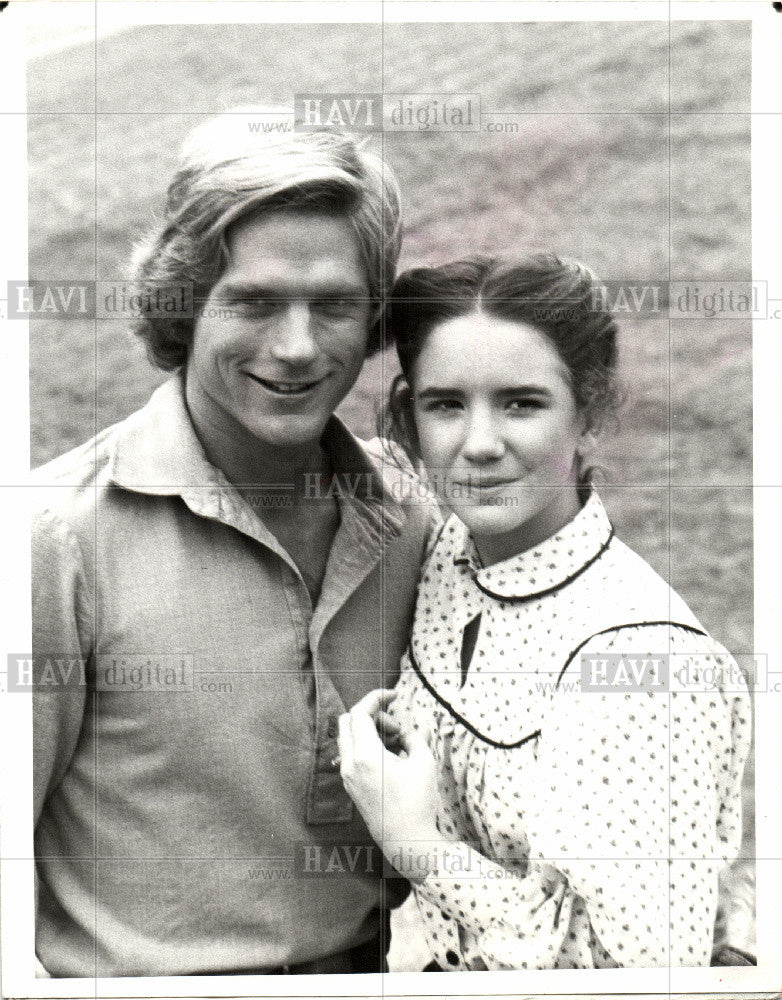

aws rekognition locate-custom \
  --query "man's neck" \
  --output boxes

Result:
[183,379,342,603]
[184,383,332,496]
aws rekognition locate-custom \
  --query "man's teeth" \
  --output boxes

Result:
[260,378,318,393]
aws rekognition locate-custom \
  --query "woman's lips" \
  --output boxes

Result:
[456,476,519,489]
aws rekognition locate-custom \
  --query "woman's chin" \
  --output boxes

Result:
[450,502,528,540]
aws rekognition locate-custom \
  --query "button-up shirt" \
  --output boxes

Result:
[392,493,751,969]
[31,374,435,977]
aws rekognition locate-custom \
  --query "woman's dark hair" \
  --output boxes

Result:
[383,253,622,497]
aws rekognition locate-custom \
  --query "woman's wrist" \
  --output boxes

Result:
[381,831,451,883]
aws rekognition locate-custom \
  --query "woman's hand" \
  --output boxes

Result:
[338,689,442,871]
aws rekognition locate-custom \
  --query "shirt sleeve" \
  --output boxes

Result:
[32,507,93,824]
[520,623,752,967]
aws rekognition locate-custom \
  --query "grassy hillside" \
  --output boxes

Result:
[27,19,753,869]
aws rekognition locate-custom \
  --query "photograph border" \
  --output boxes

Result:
[1,1,780,997]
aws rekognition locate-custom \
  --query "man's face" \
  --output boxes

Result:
[186,208,372,456]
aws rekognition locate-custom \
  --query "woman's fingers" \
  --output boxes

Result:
[376,709,400,730]
[400,725,432,756]
[374,711,404,755]
[349,702,386,758]
[338,691,401,774]
[337,711,354,774]
[376,710,401,735]
[352,687,397,720]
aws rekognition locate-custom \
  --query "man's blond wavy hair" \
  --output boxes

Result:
[130,105,402,369]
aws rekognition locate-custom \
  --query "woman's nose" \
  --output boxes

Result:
[461,411,505,463]
[269,304,319,366]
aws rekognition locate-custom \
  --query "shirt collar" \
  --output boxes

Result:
[108,372,219,495]
[107,372,405,536]
[454,490,615,602]
[318,417,406,539]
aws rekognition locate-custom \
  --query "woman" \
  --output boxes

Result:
[337,254,751,969]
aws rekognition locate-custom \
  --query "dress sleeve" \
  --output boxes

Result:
[390,646,436,741]
[414,839,577,969]
[32,507,93,824]
[392,658,588,970]
[520,623,752,967]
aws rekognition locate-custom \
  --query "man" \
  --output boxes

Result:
[32,107,434,977]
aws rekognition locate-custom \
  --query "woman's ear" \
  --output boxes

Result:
[575,422,598,458]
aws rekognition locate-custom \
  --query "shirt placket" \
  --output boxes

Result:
[181,480,355,824]
[305,497,402,825]
[304,660,353,824]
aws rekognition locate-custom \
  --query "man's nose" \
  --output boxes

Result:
[461,408,505,464]
[268,303,319,366]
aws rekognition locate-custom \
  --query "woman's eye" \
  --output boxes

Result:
[422,399,462,413]
[507,398,544,413]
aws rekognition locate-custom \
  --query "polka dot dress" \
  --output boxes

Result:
[390,492,752,970]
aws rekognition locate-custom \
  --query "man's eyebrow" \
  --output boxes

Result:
[211,281,370,302]
[211,282,270,302]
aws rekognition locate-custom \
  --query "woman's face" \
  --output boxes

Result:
[411,309,587,565]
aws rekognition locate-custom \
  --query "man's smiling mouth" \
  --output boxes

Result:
[245,373,325,395]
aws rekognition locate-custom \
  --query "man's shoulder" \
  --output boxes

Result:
[31,423,121,488]
[30,376,181,496]
[360,436,439,512]
[348,435,442,555]
[29,414,136,539]
[360,435,416,479]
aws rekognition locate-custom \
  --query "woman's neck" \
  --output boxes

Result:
[471,489,583,568]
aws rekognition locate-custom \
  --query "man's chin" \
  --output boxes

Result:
[244,411,333,452]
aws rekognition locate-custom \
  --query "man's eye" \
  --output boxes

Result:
[313,298,363,315]
[231,298,277,317]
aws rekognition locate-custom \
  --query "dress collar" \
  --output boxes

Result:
[453,490,615,602]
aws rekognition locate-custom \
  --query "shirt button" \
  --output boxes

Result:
[326,717,338,739]
[445,949,459,966]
